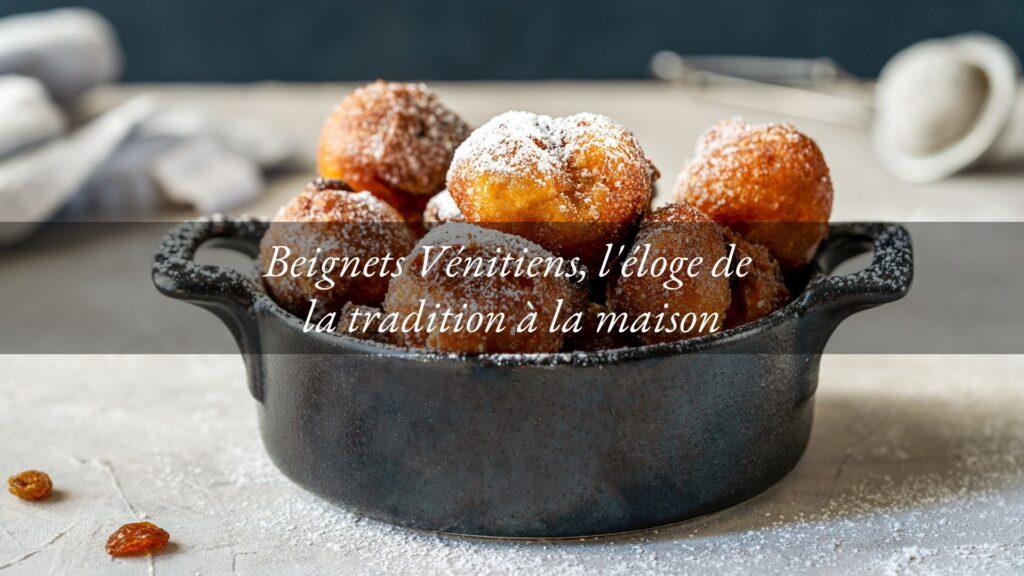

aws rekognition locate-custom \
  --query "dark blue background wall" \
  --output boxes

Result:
[3,0,1021,81]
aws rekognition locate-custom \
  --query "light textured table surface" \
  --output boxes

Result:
[2,356,1022,575]
[1,82,1023,575]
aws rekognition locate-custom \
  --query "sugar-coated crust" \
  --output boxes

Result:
[423,189,465,229]
[674,117,833,268]
[607,202,731,345]
[317,81,471,197]
[446,111,652,264]
[384,223,587,354]
[259,186,417,317]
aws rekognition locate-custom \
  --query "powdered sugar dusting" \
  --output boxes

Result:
[424,189,465,227]
[447,111,651,222]
[450,111,564,182]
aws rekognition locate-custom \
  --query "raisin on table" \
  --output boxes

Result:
[106,522,170,557]
[7,470,53,501]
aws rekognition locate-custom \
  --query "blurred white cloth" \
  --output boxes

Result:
[0,8,121,103]
[153,138,265,214]
[0,97,154,243]
[0,76,66,158]
[0,9,296,241]
[66,107,291,216]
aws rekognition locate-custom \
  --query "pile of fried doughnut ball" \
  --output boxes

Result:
[260,80,833,354]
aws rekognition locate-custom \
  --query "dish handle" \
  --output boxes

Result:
[152,216,269,402]
[798,222,913,322]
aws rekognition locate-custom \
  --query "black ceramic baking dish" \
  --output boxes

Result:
[153,217,912,537]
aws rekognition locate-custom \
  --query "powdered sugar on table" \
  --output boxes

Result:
[1,355,1022,575]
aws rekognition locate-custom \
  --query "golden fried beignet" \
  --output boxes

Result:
[607,202,731,345]
[675,118,833,268]
[259,185,417,317]
[384,223,586,354]
[317,81,470,210]
[447,111,652,264]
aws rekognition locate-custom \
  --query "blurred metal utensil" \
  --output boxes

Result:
[651,51,847,86]
[651,50,872,127]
